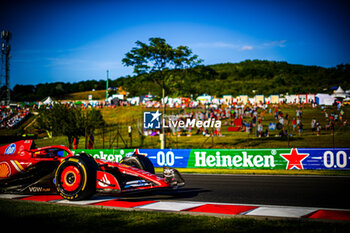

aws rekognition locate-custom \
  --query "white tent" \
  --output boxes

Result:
[315,94,335,106]
[333,86,346,98]
[197,95,212,104]
[42,96,54,105]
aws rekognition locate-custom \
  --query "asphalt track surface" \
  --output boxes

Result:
[129,174,350,209]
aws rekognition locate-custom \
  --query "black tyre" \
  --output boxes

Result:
[120,154,155,174]
[55,153,98,201]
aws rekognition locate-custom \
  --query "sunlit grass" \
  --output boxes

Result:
[2,104,350,150]
[1,199,349,233]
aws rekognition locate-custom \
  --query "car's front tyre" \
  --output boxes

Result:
[55,153,97,201]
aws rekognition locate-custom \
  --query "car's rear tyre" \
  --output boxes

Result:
[55,153,98,201]
[120,154,155,174]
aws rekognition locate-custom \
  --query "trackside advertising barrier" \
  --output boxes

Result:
[70,148,350,170]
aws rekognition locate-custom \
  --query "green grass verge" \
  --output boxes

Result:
[154,168,350,176]
[0,199,349,233]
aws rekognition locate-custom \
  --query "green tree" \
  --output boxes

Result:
[122,38,202,91]
[83,108,105,149]
[37,104,84,148]
[37,104,104,149]
[122,37,202,148]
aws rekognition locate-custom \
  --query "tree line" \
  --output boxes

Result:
[36,104,105,149]
[10,60,350,101]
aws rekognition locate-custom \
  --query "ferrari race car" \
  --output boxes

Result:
[0,140,184,201]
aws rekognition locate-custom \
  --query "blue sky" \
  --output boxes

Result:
[1,0,349,87]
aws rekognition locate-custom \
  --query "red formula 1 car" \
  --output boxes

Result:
[0,140,184,200]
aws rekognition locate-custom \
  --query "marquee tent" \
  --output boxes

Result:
[315,94,335,106]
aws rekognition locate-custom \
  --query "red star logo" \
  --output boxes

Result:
[133,149,148,157]
[280,148,309,170]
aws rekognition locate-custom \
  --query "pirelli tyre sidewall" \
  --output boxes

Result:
[55,154,97,201]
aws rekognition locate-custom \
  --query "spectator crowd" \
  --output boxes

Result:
[0,106,31,129]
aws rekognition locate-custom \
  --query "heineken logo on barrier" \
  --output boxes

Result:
[188,148,350,170]
[280,148,309,170]
[192,148,311,169]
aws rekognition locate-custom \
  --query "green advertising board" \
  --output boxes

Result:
[187,149,291,169]
[69,148,350,170]
[71,149,135,162]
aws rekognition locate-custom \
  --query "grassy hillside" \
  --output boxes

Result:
[60,89,106,100]
[1,104,349,149]
[29,104,350,150]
